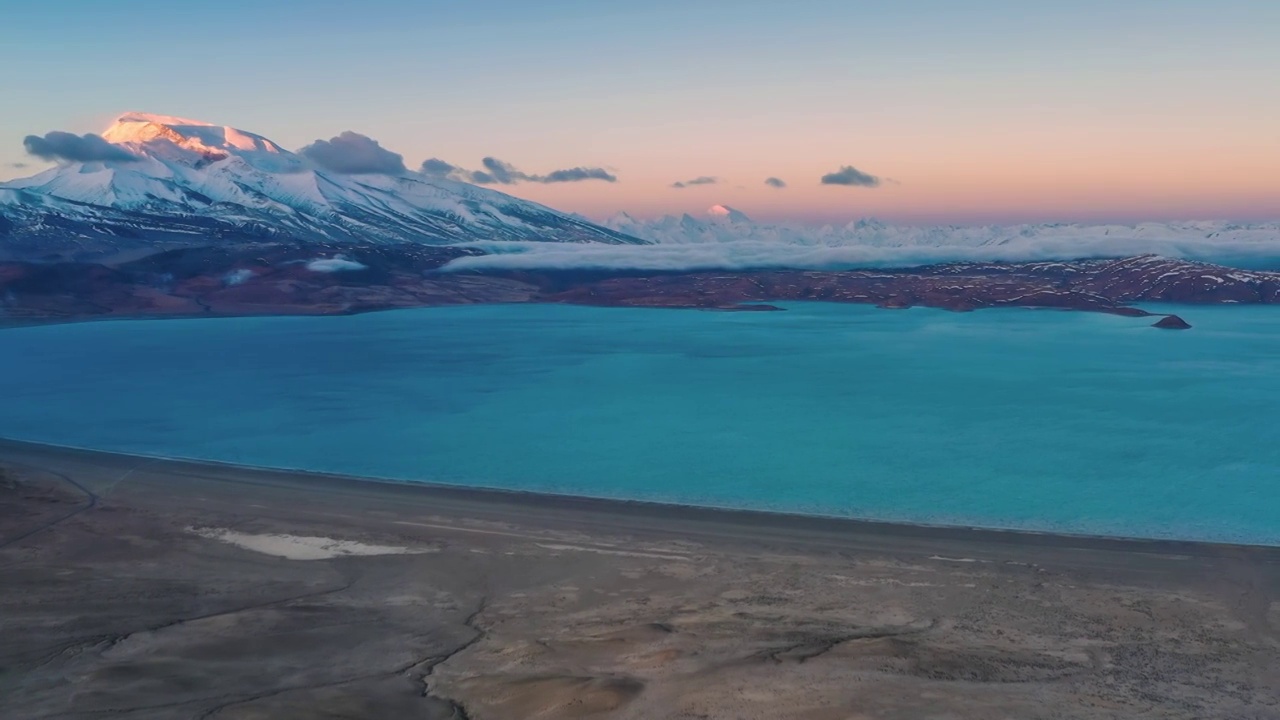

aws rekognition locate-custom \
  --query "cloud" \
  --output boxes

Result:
[820,165,881,187]
[480,157,519,184]
[441,240,1033,273]
[671,176,718,189]
[436,221,1280,274]
[299,132,406,174]
[306,256,369,273]
[427,156,616,185]
[23,132,139,163]
[542,166,617,183]
[764,177,787,188]
[420,158,458,176]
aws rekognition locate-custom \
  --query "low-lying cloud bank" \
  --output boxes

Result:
[422,156,616,184]
[442,219,1280,273]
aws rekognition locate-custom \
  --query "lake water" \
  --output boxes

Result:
[1,303,1277,545]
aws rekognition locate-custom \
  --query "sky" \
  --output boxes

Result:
[2,0,1278,225]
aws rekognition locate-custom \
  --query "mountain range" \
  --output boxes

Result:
[0,113,640,261]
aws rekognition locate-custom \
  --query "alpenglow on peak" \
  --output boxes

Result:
[0,112,645,258]
[100,112,285,156]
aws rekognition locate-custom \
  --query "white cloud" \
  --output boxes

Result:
[441,218,1280,273]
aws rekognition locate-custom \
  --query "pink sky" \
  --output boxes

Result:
[3,2,1277,225]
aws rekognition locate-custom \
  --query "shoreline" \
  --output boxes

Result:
[4,436,1277,560]
[5,435,1279,718]
[0,294,1230,333]
[4,251,1275,330]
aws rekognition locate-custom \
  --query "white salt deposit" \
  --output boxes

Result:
[192,528,434,560]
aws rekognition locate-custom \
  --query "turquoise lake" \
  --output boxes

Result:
[1,303,1277,544]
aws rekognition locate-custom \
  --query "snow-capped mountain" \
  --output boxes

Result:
[0,113,641,260]
[596,206,1280,269]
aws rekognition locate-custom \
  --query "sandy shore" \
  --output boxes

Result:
[1,438,1277,719]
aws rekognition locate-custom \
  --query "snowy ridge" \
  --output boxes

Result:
[0,112,641,260]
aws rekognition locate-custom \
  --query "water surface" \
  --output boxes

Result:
[1,303,1277,544]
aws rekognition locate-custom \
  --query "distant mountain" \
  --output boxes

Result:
[600,206,1280,268]
[0,113,642,261]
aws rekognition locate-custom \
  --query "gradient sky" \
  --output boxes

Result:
[3,0,1278,224]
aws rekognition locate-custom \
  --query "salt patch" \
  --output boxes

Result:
[192,528,434,560]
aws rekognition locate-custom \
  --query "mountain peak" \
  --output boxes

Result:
[102,111,284,157]
[707,204,751,223]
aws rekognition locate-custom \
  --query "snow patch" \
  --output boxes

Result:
[306,256,368,273]
[222,268,254,286]
[115,112,215,127]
